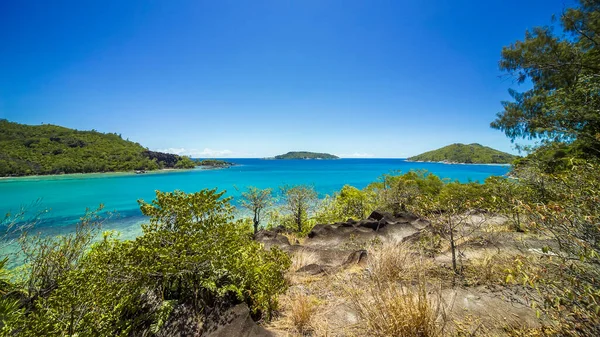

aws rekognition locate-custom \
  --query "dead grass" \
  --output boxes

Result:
[290,249,320,272]
[346,279,445,337]
[286,292,319,334]
[367,241,436,283]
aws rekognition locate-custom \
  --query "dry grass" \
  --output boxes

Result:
[283,232,307,246]
[271,290,321,335]
[367,241,436,283]
[290,249,320,272]
[288,292,319,334]
[346,279,445,337]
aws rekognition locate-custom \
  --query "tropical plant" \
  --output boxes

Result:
[280,185,318,233]
[240,187,273,234]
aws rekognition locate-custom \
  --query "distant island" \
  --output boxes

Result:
[196,159,235,168]
[273,151,339,160]
[407,143,517,164]
[0,119,196,177]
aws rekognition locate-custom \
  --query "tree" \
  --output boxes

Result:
[369,171,444,215]
[315,185,376,224]
[280,185,318,233]
[240,187,273,234]
[418,182,487,275]
[492,0,600,157]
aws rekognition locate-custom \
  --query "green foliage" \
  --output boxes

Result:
[482,176,529,231]
[407,143,517,164]
[492,0,600,157]
[174,156,196,169]
[315,185,377,224]
[418,182,488,274]
[280,185,319,234]
[2,189,290,336]
[0,119,193,176]
[274,151,339,160]
[367,170,445,215]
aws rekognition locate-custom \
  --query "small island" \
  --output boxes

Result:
[195,159,235,168]
[407,143,517,164]
[273,151,339,160]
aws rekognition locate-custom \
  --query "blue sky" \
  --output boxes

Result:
[0,0,568,158]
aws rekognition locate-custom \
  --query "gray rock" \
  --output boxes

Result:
[204,304,273,337]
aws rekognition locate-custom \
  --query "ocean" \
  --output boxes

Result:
[0,159,509,241]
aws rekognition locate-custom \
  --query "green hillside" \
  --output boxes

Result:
[407,143,517,164]
[274,151,339,159]
[0,119,195,176]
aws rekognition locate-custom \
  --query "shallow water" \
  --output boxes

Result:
[0,159,509,240]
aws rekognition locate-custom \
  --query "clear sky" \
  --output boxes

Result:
[0,0,569,158]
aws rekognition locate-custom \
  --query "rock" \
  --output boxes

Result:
[254,230,290,247]
[393,212,419,223]
[367,210,395,222]
[297,263,328,275]
[156,303,203,336]
[203,304,274,337]
[341,250,368,267]
[401,230,424,244]
[356,219,381,230]
[308,224,337,238]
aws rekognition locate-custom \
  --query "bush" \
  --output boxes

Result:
[315,185,376,223]
[3,189,291,336]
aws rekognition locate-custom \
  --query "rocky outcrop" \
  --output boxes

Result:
[143,150,181,167]
[255,211,430,278]
[306,211,427,249]
[254,228,291,249]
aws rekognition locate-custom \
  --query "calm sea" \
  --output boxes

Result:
[0,159,509,240]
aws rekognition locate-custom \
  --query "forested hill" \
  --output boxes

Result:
[274,151,339,159]
[0,119,195,176]
[407,143,517,164]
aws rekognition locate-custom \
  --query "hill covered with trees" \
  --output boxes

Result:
[274,151,339,160]
[0,120,196,176]
[407,143,517,164]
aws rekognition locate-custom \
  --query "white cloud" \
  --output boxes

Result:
[336,152,376,158]
[157,148,235,158]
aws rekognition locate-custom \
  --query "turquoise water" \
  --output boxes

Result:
[0,159,509,240]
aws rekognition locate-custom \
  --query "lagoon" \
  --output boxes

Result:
[0,159,509,240]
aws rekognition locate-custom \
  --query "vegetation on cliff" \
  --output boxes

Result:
[407,143,517,164]
[0,120,196,176]
[274,151,339,160]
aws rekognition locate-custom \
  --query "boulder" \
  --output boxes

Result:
[297,263,328,275]
[341,249,368,267]
[254,230,290,247]
[356,219,381,230]
[308,224,337,238]
[203,304,274,337]
[367,210,395,222]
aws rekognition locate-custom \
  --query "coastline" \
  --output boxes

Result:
[0,168,196,182]
[405,159,512,167]
[0,165,238,182]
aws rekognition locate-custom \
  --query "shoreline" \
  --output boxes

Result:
[0,165,237,182]
[0,168,196,182]
[405,160,512,167]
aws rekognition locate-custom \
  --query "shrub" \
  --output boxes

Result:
[4,189,291,336]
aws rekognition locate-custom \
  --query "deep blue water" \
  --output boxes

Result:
[0,159,509,239]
